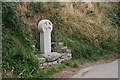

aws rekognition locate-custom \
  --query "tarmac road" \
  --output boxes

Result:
[71,59,118,78]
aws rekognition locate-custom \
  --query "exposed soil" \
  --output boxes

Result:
[51,53,119,78]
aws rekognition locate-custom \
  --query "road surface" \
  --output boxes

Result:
[71,59,118,78]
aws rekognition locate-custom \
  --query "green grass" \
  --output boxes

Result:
[2,29,39,78]
[34,59,82,78]
[62,33,117,61]
[2,3,40,78]
[34,59,88,78]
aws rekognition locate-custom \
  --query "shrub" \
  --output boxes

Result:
[46,66,59,76]
[105,3,120,27]
[62,33,116,61]
[96,35,117,52]
[25,11,35,18]
[35,70,48,78]
[2,40,39,77]
[2,2,40,78]
[86,10,96,17]
[30,2,45,13]
[2,2,17,29]
[62,60,79,68]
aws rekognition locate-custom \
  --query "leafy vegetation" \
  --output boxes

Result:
[2,3,39,78]
[25,10,35,18]
[2,2,17,29]
[105,3,120,28]
[86,10,96,17]
[63,34,117,61]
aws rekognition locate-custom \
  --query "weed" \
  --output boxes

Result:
[25,11,35,18]
[86,10,96,17]
[62,60,79,68]
[46,66,59,76]
[30,2,45,13]
[2,3,39,78]
[2,2,17,29]
[35,70,48,78]
[105,3,120,27]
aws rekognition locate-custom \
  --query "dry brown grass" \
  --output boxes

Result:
[16,2,117,41]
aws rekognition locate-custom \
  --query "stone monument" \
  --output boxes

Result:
[38,20,53,56]
[37,20,72,68]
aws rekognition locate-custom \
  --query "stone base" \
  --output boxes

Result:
[38,42,72,68]
[38,52,72,68]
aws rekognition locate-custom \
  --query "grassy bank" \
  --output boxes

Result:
[2,2,119,78]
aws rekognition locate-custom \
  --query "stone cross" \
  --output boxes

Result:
[38,20,53,55]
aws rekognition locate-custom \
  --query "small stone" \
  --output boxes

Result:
[56,58,60,63]
[52,42,57,45]
[46,57,54,62]
[34,55,38,59]
[56,58,60,61]
[32,45,35,48]
[57,60,60,63]
[44,52,62,62]
[39,66,44,69]
[60,54,68,59]
[58,42,64,46]
[65,56,72,60]
[39,64,43,66]
[67,53,72,57]
[61,59,65,61]
[66,49,72,53]
[60,46,68,53]
[52,42,57,48]
[61,46,67,50]
[58,59,65,63]
[52,61,58,65]
[48,62,53,66]
[39,63,44,69]
[38,58,46,63]
[42,62,47,67]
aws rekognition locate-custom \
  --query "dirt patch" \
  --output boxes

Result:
[51,53,119,78]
